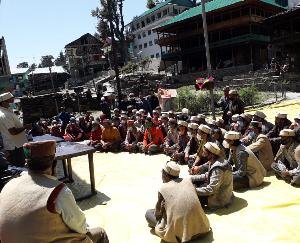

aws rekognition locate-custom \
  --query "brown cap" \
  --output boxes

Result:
[23,140,56,159]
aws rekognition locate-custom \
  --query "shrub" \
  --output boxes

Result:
[238,85,260,106]
[175,86,222,114]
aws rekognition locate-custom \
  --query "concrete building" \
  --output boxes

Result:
[125,0,195,61]
[0,36,10,76]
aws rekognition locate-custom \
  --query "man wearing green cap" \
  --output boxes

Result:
[0,140,108,243]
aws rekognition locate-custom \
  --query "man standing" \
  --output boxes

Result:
[0,140,108,243]
[216,86,230,125]
[271,129,300,186]
[228,90,244,116]
[0,92,29,167]
[247,121,274,171]
[224,131,266,190]
[191,142,233,209]
[145,161,210,242]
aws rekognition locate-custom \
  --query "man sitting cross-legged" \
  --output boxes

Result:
[145,161,210,243]
[271,129,300,186]
[191,142,234,209]
[246,121,274,171]
[100,119,121,152]
[0,140,109,243]
[224,131,266,191]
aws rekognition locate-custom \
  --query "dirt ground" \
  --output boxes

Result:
[65,99,300,243]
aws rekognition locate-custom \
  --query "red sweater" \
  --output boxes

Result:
[143,126,164,148]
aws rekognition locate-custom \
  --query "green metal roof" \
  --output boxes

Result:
[158,0,287,29]
[137,0,195,20]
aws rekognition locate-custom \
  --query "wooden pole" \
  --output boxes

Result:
[201,0,215,120]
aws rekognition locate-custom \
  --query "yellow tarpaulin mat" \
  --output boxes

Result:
[66,99,300,243]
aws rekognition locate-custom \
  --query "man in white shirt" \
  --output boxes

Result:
[0,140,109,243]
[0,92,29,166]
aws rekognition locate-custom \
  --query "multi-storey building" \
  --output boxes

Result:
[0,36,11,76]
[155,0,287,74]
[65,33,107,80]
[125,0,195,61]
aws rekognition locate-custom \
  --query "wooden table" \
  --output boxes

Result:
[32,134,65,143]
[55,142,97,201]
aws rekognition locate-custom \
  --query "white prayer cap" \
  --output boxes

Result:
[224,131,241,140]
[279,129,295,137]
[182,108,189,114]
[229,89,238,95]
[197,114,206,119]
[163,161,180,177]
[178,120,188,127]
[232,114,240,122]
[199,124,211,134]
[0,92,14,102]
[190,116,200,122]
[254,111,266,119]
[276,112,287,119]
[188,123,199,130]
[204,142,221,156]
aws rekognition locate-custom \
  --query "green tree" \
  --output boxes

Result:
[40,55,54,68]
[54,51,67,68]
[17,62,29,68]
[29,63,37,72]
[91,0,127,64]
[147,0,156,9]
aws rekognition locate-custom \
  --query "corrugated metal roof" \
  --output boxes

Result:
[136,0,195,21]
[158,0,287,29]
[31,66,67,75]
[11,68,30,75]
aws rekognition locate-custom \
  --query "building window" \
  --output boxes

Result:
[144,43,148,48]
[148,30,152,35]
[174,8,178,15]
[142,32,146,37]
[142,21,145,27]
[134,45,137,49]
[157,12,161,19]
[154,39,158,44]
[151,15,155,22]
[146,17,151,24]
[156,53,160,58]
[149,41,153,46]
[163,9,168,16]
[137,23,140,29]
[139,45,142,50]
[151,55,154,58]
[138,34,141,39]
